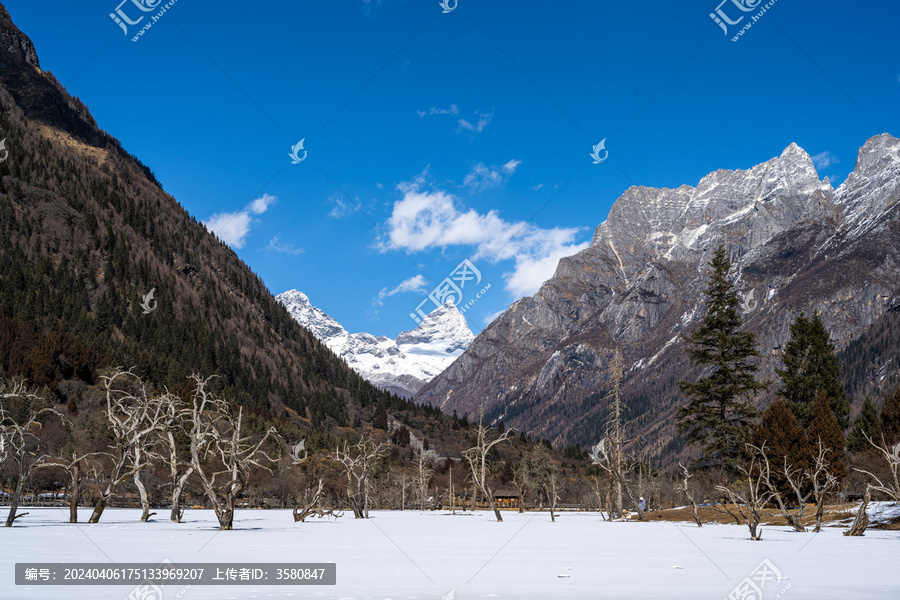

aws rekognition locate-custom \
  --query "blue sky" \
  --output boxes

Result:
[5,0,899,337]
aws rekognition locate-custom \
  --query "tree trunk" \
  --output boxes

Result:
[690,500,702,528]
[771,492,805,533]
[615,479,622,519]
[89,488,110,524]
[484,485,503,522]
[90,454,127,524]
[134,468,152,522]
[170,468,192,523]
[218,507,234,530]
[549,485,557,522]
[749,515,762,541]
[5,479,26,527]
[813,493,826,533]
[69,462,80,523]
[844,487,870,537]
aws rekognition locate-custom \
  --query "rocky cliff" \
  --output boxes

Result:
[417,135,900,461]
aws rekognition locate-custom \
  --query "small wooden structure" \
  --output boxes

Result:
[492,489,520,510]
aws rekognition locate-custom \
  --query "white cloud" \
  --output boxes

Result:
[503,242,588,298]
[328,193,359,218]
[375,274,428,305]
[417,105,459,117]
[264,233,304,256]
[381,179,588,298]
[457,110,493,134]
[250,193,277,214]
[812,151,839,170]
[205,194,277,249]
[463,160,521,191]
[502,159,522,174]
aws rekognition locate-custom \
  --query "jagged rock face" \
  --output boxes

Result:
[0,3,102,146]
[278,291,475,398]
[416,134,900,462]
[0,5,38,68]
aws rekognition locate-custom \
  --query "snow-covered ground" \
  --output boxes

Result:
[3,507,898,599]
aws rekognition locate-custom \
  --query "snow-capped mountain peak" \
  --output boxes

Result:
[276,291,475,397]
[277,289,347,340]
[396,301,474,353]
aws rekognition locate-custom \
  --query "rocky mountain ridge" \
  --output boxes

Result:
[417,134,900,462]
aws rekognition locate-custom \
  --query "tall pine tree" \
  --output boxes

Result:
[807,392,847,480]
[750,399,810,497]
[776,312,850,429]
[677,246,768,469]
[880,388,900,446]
[847,397,880,452]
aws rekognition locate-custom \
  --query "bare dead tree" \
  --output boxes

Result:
[763,456,809,533]
[675,464,703,527]
[182,375,280,530]
[715,444,775,540]
[415,454,433,510]
[854,438,900,503]
[0,380,64,526]
[154,390,194,523]
[333,436,388,519]
[88,370,166,524]
[288,439,337,522]
[513,459,530,514]
[589,472,610,521]
[606,349,625,517]
[589,438,644,520]
[292,477,324,522]
[45,451,107,523]
[524,445,561,522]
[132,442,162,522]
[846,437,900,537]
[463,415,513,522]
[806,440,839,533]
[844,486,870,537]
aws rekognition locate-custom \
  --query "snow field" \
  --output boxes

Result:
[2,507,898,599]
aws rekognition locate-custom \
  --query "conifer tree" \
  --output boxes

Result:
[807,391,847,479]
[880,388,900,447]
[677,246,768,469]
[847,397,880,452]
[750,399,810,496]
[777,312,850,429]
[373,402,388,431]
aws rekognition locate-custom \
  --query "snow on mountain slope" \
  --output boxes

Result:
[417,134,900,461]
[277,290,474,397]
